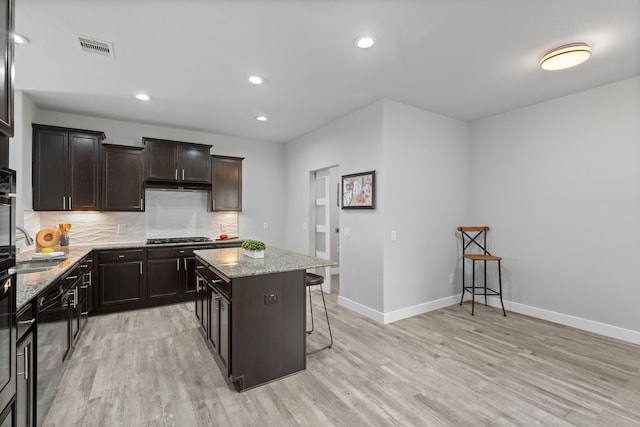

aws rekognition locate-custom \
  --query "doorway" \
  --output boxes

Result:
[310,165,340,294]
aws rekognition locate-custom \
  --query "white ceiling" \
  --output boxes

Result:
[14,0,640,143]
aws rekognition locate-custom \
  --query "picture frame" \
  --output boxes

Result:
[342,170,375,209]
[0,0,14,137]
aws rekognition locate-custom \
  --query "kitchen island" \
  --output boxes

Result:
[194,246,335,391]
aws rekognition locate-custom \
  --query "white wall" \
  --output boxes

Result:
[470,76,640,335]
[382,100,470,315]
[285,101,385,312]
[28,107,286,247]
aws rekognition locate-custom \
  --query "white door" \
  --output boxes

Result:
[314,175,332,293]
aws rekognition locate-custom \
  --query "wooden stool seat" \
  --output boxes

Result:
[305,272,325,287]
[464,254,502,262]
[458,226,506,316]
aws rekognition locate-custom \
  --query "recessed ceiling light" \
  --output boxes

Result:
[13,33,29,44]
[135,93,151,101]
[355,36,375,49]
[256,116,267,122]
[540,43,592,71]
[248,75,263,85]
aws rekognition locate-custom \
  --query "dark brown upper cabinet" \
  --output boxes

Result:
[143,137,212,188]
[211,155,243,211]
[32,124,105,211]
[102,144,145,211]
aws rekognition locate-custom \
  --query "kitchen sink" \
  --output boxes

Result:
[14,258,66,274]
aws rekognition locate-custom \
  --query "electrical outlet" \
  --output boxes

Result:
[344,227,351,237]
[264,293,280,305]
[449,274,454,284]
[302,222,308,231]
[263,222,269,230]
[391,230,397,241]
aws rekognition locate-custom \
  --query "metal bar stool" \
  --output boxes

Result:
[458,226,506,316]
[306,272,333,349]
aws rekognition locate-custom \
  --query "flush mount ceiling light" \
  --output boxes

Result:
[13,33,29,44]
[248,75,263,85]
[355,36,375,49]
[135,93,151,101]
[540,43,592,71]
[256,115,268,122]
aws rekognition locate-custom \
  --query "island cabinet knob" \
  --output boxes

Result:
[118,255,125,258]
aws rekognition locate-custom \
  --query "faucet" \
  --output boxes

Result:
[16,226,34,246]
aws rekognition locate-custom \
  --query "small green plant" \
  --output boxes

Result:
[241,239,266,251]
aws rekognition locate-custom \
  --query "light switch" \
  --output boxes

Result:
[344,227,351,237]
[263,222,269,230]
[391,230,397,241]
[302,222,308,231]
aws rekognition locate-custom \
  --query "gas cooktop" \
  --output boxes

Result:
[146,236,213,245]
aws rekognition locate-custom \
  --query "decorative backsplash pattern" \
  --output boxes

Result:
[22,190,239,247]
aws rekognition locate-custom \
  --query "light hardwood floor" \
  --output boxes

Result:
[45,281,640,426]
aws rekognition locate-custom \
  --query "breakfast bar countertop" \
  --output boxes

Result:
[194,246,336,279]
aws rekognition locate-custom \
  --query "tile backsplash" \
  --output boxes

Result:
[23,190,238,247]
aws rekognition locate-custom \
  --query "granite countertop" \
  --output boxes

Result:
[194,246,336,279]
[13,238,246,311]
[13,246,95,311]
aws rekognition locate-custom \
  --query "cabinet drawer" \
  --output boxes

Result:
[97,249,143,264]
[147,245,216,259]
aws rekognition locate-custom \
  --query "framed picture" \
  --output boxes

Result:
[0,0,14,137]
[342,170,375,209]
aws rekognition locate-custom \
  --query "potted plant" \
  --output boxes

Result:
[241,239,266,258]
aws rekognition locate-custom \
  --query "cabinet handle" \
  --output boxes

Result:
[118,255,126,258]
[196,265,205,269]
[63,196,66,210]
[212,199,215,210]
[69,196,72,209]
[140,198,143,211]
[17,346,29,380]
[66,276,78,280]
[182,169,185,180]
[176,259,180,271]
[140,261,143,275]
[212,279,222,284]
[18,319,35,325]
[183,258,187,269]
[175,169,178,180]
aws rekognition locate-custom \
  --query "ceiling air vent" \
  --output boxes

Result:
[74,34,115,59]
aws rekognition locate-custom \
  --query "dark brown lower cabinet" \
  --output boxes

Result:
[95,250,144,314]
[195,258,305,391]
[16,332,34,427]
[146,258,181,301]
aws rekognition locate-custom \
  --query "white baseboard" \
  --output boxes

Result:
[338,293,640,345]
[480,296,640,345]
[337,296,385,323]
[337,294,459,324]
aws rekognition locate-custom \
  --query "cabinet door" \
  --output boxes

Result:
[68,132,100,210]
[219,295,230,373]
[16,332,34,427]
[98,261,144,307]
[102,146,144,211]
[184,257,197,295]
[32,128,67,210]
[208,288,219,352]
[145,139,179,181]
[211,156,242,211]
[146,258,181,300]
[181,145,211,183]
